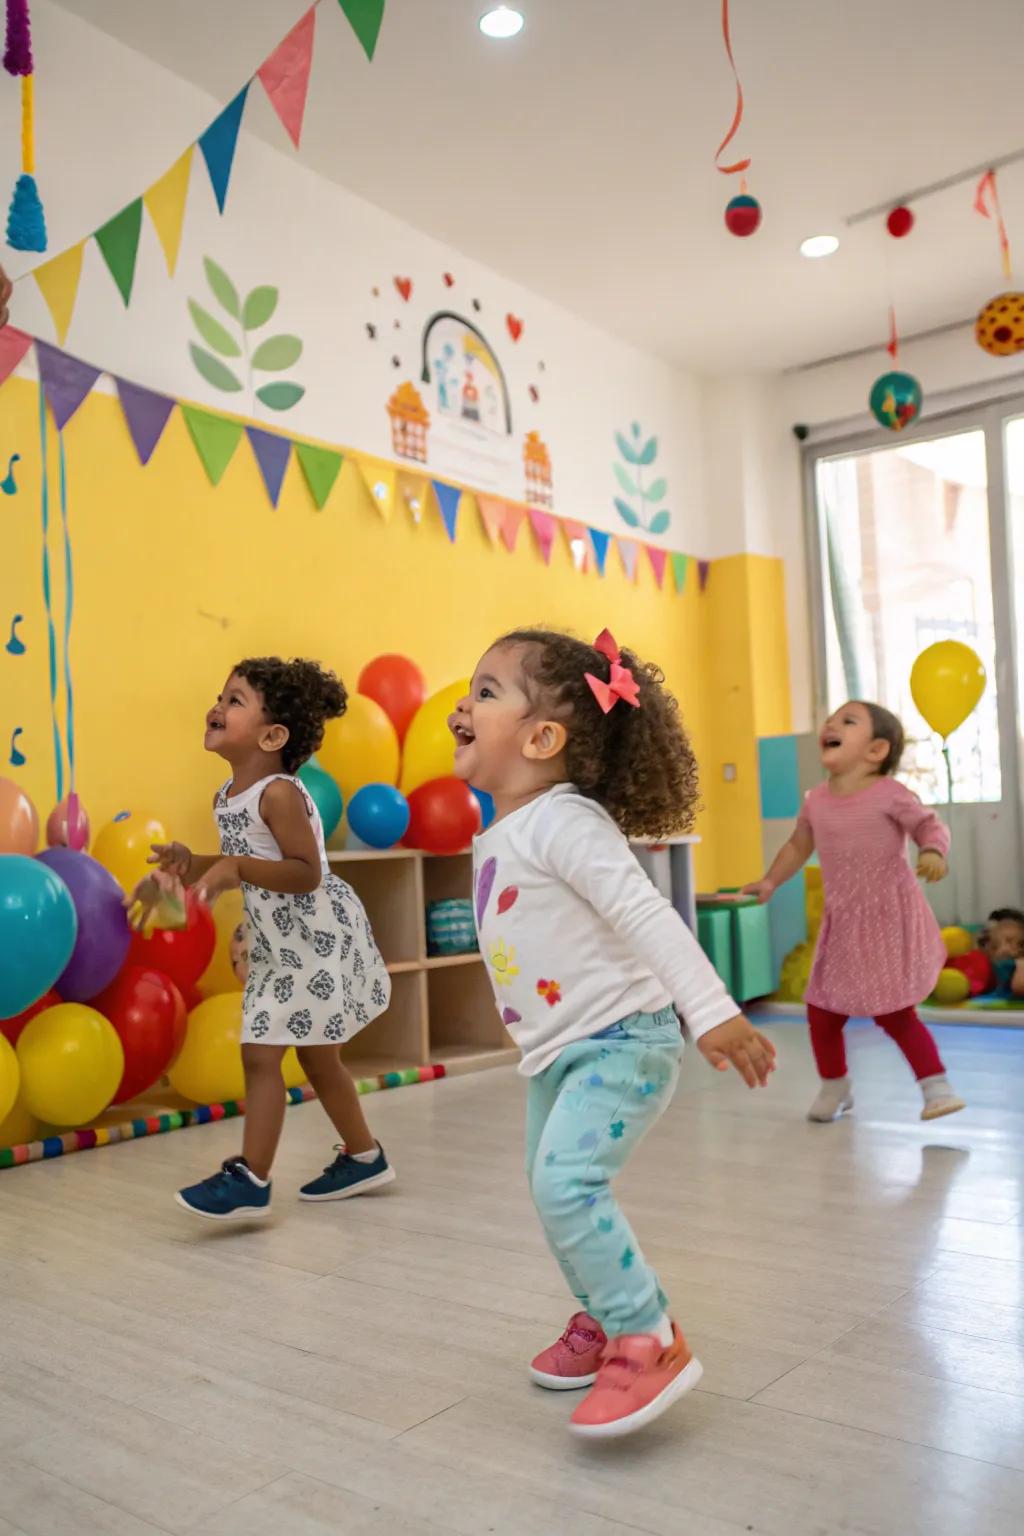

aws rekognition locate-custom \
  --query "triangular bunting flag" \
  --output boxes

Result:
[0,325,32,387]
[356,457,396,521]
[398,471,426,525]
[35,341,101,431]
[528,506,556,564]
[476,494,506,545]
[247,426,292,507]
[33,242,84,344]
[115,377,176,466]
[337,0,386,60]
[562,518,590,573]
[143,148,193,276]
[670,552,689,593]
[199,86,250,214]
[432,480,461,543]
[258,8,316,149]
[617,537,640,583]
[697,559,711,592]
[588,526,611,577]
[180,404,244,486]
[295,441,343,509]
[647,545,668,589]
[94,199,144,306]
[501,504,527,553]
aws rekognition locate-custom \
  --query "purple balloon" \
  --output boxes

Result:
[35,848,130,1001]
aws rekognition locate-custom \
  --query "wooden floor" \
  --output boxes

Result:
[1,1016,1023,1535]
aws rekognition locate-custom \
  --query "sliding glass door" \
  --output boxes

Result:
[808,400,1024,923]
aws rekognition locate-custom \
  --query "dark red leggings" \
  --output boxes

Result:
[807,1004,944,1082]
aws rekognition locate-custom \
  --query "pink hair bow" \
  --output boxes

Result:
[584,628,641,714]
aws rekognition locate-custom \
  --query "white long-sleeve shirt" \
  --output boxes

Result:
[472,784,740,1076]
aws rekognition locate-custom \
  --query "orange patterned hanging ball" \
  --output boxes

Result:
[975,292,1024,357]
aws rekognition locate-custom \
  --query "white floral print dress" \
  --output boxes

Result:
[215,774,391,1045]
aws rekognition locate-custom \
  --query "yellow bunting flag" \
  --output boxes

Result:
[355,456,396,521]
[144,148,194,277]
[397,471,427,525]
[33,242,85,344]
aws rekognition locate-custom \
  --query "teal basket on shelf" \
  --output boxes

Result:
[426,899,478,957]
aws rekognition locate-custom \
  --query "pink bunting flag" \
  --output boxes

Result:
[0,325,32,387]
[528,506,556,564]
[617,536,640,583]
[500,504,526,553]
[476,494,506,545]
[646,545,668,589]
[257,7,316,149]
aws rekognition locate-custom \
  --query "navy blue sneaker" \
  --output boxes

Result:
[299,1143,396,1201]
[175,1157,272,1221]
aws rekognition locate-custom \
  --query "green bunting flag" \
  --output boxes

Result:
[295,441,343,509]
[181,404,244,486]
[94,199,144,305]
[670,553,689,594]
[337,0,386,60]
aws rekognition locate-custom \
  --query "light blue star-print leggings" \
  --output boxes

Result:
[525,1006,683,1339]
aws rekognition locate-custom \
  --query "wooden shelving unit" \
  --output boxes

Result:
[327,849,518,1079]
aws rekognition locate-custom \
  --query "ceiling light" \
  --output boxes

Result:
[479,7,524,39]
[800,235,839,259]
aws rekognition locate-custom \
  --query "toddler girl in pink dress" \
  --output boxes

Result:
[745,701,965,1123]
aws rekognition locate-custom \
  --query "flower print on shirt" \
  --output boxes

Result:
[536,978,562,1008]
[489,939,520,987]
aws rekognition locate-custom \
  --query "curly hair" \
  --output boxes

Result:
[496,628,700,839]
[234,657,347,774]
[853,700,905,775]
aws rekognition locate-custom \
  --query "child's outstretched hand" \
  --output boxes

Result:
[195,856,241,907]
[917,849,948,883]
[125,869,183,935]
[740,878,775,905]
[698,1014,776,1087]
[148,840,192,879]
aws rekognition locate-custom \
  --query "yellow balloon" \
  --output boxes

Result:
[400,680,470,794]
[92,812,169,893]
[910,641,986,740]
[0,1094,38,1148]
[319,694,400,805]
[282,1048,308,1090]
[931,967,970,1006]
[197,888,246,999]
[0,1034,19,1125]
[17,1004,124,1126]
[941,925,973,959]
[168,993,246,1105]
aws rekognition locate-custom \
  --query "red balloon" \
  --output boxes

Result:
[128,888,215,991]
[93,965,187,1104]
[886,205,914,238]
[0,987,61,1047]
[358,654,427,744]
[403,776,481,855]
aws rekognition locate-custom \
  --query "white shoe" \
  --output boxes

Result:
[807,1077,853,1122]
[920,1075,966,1121]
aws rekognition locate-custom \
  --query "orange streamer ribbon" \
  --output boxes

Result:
[886,305,899,362]
[714,0,750,176]
[974,170,1014,283]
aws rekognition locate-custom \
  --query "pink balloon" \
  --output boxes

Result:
[46,794,90,851]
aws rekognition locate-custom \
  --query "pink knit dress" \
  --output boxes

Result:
[800,779,950,1017]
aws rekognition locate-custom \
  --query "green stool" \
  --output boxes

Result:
[697,894,774,1002]
[697,905,735,994]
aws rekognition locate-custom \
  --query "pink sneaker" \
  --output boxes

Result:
[530,1312,608,1390]
[569,1322,703,1439]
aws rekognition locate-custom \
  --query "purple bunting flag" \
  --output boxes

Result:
[35,341,101,431]
[114,376,175,465]
[247,426,292,508]
[697,559,711,592]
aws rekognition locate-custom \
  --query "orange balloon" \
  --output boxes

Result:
[0,776,38,855]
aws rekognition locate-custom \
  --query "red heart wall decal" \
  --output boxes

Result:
[394,277,413,302]
[506,313,524,342]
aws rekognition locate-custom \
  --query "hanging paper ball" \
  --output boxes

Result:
[886,205,914,239]
[975,292,1024,357]
[6,173,47,253]
[724,194,762,238]
[869,371,922,432]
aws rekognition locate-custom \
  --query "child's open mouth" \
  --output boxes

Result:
[452,723,475,749]
[821,734,841,750]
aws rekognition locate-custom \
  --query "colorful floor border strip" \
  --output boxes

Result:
[0,1063,447,1170]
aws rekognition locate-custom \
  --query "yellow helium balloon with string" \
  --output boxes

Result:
[910,642,986,739]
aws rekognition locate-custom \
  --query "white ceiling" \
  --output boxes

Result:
[52,0,1024,373]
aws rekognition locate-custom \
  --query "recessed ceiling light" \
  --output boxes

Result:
[479,7,524,39]
[800,235,839,259]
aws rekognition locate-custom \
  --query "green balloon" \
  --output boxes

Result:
[869,370,922,432]
[297,759,343,839]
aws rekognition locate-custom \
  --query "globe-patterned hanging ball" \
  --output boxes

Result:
[975,292,1024,357]
[869,371,923,432]
[724,194,762,238]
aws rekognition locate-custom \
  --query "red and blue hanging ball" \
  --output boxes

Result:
[725,193,762,238]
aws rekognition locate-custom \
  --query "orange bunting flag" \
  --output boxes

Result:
[476,494,506,545]
[500,504,526,552]
[258,7,317,149]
